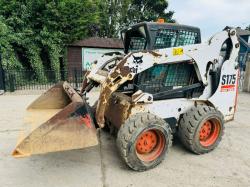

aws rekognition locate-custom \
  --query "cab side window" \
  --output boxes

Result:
[154,29,199,49]
[136,63,199,94]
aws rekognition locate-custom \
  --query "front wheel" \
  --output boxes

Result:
[116,113,172,171]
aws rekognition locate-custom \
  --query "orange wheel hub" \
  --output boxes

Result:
[199,119,220,147]
[135,129,165,162]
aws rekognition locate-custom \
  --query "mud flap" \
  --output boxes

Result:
[12,82,98,158]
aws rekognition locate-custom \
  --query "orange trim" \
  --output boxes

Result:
[234,70,240,113]
[221,85,235,89]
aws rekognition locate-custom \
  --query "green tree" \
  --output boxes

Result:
[98,0,131,37]
[0,16,20,69]
[127,0,174,24]
[98,0,175,37]
[0,0,99,80]
[0,0,175,80]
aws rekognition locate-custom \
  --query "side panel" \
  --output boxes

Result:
[209,60,239,121]
[131,98,195,121]
[104,94,195,128]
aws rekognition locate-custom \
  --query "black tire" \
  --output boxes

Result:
[116,113,172,171]
[178,105,224,154]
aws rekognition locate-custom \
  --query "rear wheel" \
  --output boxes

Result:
[116,113,172,171]
[178,105,224,154]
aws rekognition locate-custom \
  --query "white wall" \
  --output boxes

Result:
[82,47,122,71]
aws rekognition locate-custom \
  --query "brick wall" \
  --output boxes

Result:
[67,46,82,72]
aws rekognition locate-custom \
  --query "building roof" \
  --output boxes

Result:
[236,27,250,36]
[69,37,124,49]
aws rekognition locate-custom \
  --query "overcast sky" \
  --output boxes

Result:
[168,0,250,41]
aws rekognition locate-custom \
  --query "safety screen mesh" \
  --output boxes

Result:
[154,30,177,49]
[154,29,199,49]
[176,30,198,46]
[128,37,146,52]
[136,63,198,94]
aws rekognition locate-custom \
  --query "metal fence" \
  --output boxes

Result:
[0,67,247,93]
[1,69,84,92]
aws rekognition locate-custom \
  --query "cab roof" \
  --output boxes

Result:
[121,22,201,34]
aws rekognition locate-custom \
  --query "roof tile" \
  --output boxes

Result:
[69,37,123,49]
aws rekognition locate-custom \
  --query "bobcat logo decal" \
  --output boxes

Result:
[132,55,143,64]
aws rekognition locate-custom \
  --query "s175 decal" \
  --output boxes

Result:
[220,74,236,92]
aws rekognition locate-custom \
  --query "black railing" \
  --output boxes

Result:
[2,69,84,92]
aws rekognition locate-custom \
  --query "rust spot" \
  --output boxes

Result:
[120,66,131,77]
[80,71,90,93]
[137,50,162,57]
[148,50,162,57]
[116,53,132,69]
[110,71,119,79]
[95,74,133,127]
[104,92,132,129]
[95,86,113,127]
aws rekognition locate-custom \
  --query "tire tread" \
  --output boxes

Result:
[178,105,224,154]
[117,113,172,171]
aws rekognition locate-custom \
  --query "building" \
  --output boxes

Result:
[67,37,123,73]
[237,29,250,92]
[236,28,250,71]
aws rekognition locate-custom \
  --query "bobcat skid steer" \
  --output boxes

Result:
[12,22,240,171]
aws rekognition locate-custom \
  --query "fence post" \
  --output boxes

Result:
[74,68,78,88]
[0,68,4,91]
[0,50,5,92]
[60,70,65,81]
[8,71,15,92]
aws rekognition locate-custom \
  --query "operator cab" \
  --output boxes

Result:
[121,22,201,53]
[118,22,203,99]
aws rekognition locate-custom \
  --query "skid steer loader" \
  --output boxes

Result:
[12,22,240,171]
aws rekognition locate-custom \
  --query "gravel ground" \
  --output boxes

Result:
[0,92,250,187]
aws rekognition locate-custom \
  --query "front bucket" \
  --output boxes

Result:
[12,82,98,158]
